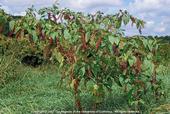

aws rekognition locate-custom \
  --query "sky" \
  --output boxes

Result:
[0,0,170,36]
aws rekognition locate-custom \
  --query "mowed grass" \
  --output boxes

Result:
[0,64,129,114]
[0,65,75,114]
[0,63,170,114]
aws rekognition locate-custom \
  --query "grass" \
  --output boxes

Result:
[0,65,75,114]
[0,65,170,114]
[0,59,170,113]
[0,63,129,113]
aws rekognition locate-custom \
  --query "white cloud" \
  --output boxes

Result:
[129,0,160,12]
[1,0,56,6]
[154,27,166,33]
[129,0,170,13]
[146,21,155,27]
[60,0,123,10]
[13,11,26,16]
[126,0,170,36]
[0,0,56,14]
[0,4,11,13]
[0,0,170,35]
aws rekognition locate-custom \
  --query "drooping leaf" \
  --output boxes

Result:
[122,15,130,25]
[109,35,120,45]
[79,66,86,77]
[9,20,15,30]
[64,29,71,40]
[128,56,137,67]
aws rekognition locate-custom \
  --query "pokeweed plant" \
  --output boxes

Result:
[7,5,164,111]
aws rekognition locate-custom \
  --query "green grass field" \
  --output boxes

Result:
[0,61,170,114]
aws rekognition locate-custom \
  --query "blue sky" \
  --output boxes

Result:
[0,0,170,36]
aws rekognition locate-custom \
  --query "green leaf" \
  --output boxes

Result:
[142,59,154,76]
[23,23,29,29]
[146,53,153,60]
[139,99,145,105]
[143,39,148,48]
[93,84,99,90]
[127,88,133,100]
[51,32,58,39]
[148,40,153,51]
[128,56,136,67]
[119,76,124,85]
[53,50,64,68]
[14,27,21,34]
[79,67,86,76]
[122,15,130,25]
[115,20,121,28]
[64,29,71,40]
[9,20,15,30]
[113,76,122,87]
[45,23,52,29]
[0,16,6,25]
[103,18,110,25]
[108,35,120,45]
[136,19,140,29]
[140,20,145,28]
[32,31,38,42]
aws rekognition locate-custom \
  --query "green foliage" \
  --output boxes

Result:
[0,55,20,87]
[0,35,23,86]
[0,5,165,111]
